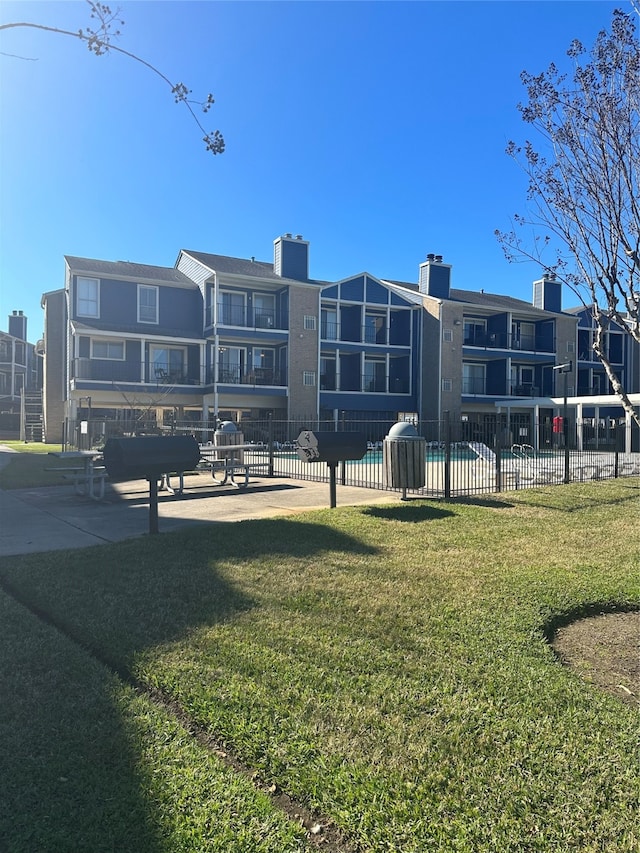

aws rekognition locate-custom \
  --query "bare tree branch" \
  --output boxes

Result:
[0,1,225,154]
[496,9,640,425]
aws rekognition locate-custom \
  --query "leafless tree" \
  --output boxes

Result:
[0,0,224,154]
[496,9,639,426]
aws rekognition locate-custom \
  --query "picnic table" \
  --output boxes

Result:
[161,444,268,494]
[47,451,106,500]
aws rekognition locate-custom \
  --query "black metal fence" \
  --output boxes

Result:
[64,414,640,499]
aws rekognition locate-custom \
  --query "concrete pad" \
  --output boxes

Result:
[0,471,401,557]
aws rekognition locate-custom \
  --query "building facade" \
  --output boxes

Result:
[0,311,42,438]
[39,234,639,444]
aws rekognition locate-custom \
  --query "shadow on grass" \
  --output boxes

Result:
[0,516,375,850]
[0,517,378,671]
[362,504,456,523]
[446,496,515,509]
[0,591,163,853]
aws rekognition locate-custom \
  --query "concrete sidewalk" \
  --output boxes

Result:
[0,461,400,557]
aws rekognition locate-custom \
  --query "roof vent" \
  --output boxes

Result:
[285,233,292,238]
[435,255,443,263]
[295,234,303,240]
[427,253,435,261]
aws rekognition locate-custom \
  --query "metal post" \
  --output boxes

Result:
[148,477,159,534]
[553,361,572,485]
[444,411,451,500]
[328,462,337,508]
[268,412,274,477]
[563,369,570,484]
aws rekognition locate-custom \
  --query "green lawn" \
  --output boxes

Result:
[0,480,638,852]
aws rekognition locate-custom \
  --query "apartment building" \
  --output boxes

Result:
[0,311,42,438]
[39,234,638,443]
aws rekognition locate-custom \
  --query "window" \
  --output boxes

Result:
[364,358,386,392]
[217,346,246,383]
[77,277,99,318]
[254,293,276,328]
[320,356,336,390]
[463,319,486,346]
[251,347,275,384]
[510,365,535,395]
[303,315,317,331]
[138,285,158,324]
[567,340,575,353]
[607,332,623,363]
[462,362,486,395]
[321,307,338,340]
[220,291,246,326]
[303,370,316,387]
[442,378,452,392]
[512,321,535,350]
[364,311,387,344]
[151,346,185,382]
[443,329,453,342]
[92,340,124,360]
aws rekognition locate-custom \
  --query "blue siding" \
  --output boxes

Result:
[425,265,451,299]
[74,276,202,336]
[279,240,308,281]
[341,276,364,302]
[365,277,388,304]
[391,291,412,307]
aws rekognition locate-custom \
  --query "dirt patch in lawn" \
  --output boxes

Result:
[553,610,640,707]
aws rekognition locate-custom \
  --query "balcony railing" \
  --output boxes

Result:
[577,384,609,396]
[214,304,282,330]
[510,384,540,397]
[319,375,410,394]
[72,358,291,388]
[363,324,388,345]
[214,366,286,387]
[73,358,199,385]
[321,321,339,340]
[463,331,555,353]
[462,378,487,395]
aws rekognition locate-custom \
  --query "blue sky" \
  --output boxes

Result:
[0,0,627,340]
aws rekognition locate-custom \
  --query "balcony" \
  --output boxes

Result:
[73,358,201,386]
[321,321,339,341]
[214,304,283,330]
[462,378,487,395]
[463,331,555,353]
[213,366,286,387]
[510,384,540,397]
[318,374,410,394]
[363,323,388,345]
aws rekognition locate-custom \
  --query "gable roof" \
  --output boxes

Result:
[385,279,567,316]
[448,288,557,315]
[181,250,329,286]
[65,256,196,287]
